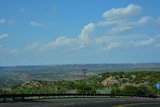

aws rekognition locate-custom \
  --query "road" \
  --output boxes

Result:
[0,98,160,107]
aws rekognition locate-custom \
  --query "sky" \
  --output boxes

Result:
[0,0,160,66]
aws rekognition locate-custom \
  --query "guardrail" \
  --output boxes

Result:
[0,93,156,102]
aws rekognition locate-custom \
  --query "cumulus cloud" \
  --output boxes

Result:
[20,23,96,53]
[129,38,155,46]
[47,36,73,47]
[105,16,154,34]
[0,34,8,40]
[97,4,152,34]
[103,4,142,20]
[19,22,96,53]
[78,23,96,47]
[22,36,76,53]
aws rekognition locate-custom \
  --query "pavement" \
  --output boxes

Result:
[0,97,160,107]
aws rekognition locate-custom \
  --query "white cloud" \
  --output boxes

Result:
[0,19,5,24]
[95,36,115,45]
[29,21,41,26]
[18,23,96,53]
[95,36,107,45]
[105,16,154,34]
[96,41,120,53]
[109,25,132,34]
[137,16,153,25]
[95,36,120,51]
[22,36,76,53]
[47,36,73,47]
[107,42,120,50]
[0,34,8,40]
[129,38,155,46]
[23,42,47,53]
[29,21,48,28]
[103,4,142,20]
[19,23,96,53]
[97,20,119,26]
[97,4,150,34]
[0,19,15,24]
[78,23,96,47]
[21,23,96,53]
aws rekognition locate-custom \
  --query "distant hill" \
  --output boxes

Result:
[0,77,20,90]
[0,63,160,89]
[1,63,160,73]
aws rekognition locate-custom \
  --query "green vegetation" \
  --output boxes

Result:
[1,71,160,97]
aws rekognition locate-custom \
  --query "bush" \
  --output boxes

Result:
[96,87,112,94]
[122,85,149,96]
[77,85,96,94]
[111,87,122,95]
[0,89,4,94]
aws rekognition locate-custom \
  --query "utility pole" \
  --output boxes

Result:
[82,69,88,79]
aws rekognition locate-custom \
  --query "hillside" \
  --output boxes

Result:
[2,71,160,97]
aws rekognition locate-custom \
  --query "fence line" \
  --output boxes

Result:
[0,93,155,101]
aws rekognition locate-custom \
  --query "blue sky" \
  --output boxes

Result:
[0,0,160,66]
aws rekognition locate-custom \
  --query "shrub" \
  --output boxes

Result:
[111,87,122,95]
[122,85,149,96]
[77,85,96,94]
